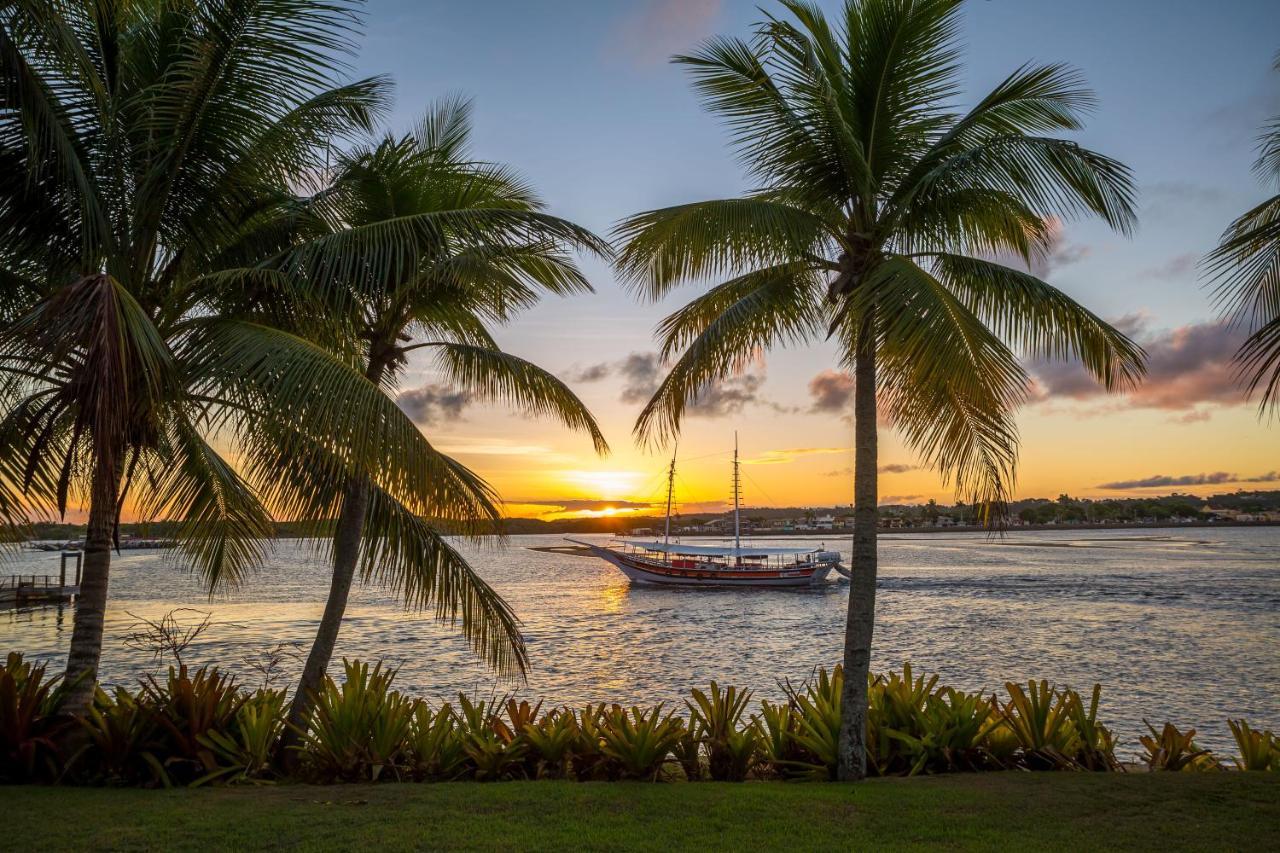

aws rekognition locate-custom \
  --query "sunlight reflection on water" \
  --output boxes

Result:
[3,527,1277,754]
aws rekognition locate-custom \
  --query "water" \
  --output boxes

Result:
[3,527,1277,754]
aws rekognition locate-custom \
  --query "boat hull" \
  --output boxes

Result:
[577,542,833,587]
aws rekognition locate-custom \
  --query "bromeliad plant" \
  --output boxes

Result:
[1138,721,1221,772]
[1227,719,1278,772]
[294,660,416,783]
[0,653,72,783]
[5,655,1271,786]
[687,681,756,781]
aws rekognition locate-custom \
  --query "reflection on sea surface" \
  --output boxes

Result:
[3,527,1277,753]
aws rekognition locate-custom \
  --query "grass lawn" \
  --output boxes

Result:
[4,773,1276,852]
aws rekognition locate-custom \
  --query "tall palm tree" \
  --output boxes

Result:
[614,0,1144,780]
[1206,53,1280,412]
[274,99,610,747]
[0,0,466,711]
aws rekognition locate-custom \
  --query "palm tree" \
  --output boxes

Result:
[0,0,457,711]
[614,0,1144,780]
[1206,53,1280,412]
[274,99,610,748]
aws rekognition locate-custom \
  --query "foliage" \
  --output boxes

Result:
[4,657,1274,786]
[455,695,527,782]
[1227,719,1278,772]
[783,666,845,781]
[1138,722,1221,772]
[686,681,756,781]
[596,705,686,781]
[294,661,415,783]
[0,653,72,783]
[405,703,468,782]
[1205,53,1280,413]
[196,690,288,786]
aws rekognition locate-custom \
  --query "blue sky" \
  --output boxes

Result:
[347,1,1280,510]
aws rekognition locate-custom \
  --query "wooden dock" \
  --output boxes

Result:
[0,551,82,607]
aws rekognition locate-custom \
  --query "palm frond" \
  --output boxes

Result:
[357,485,528,679]
[930,253,1146,391]
[614,197,834,299]
[634,262,825,446]
[426,342,609,454]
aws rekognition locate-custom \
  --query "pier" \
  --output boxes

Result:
[0,551,81,607]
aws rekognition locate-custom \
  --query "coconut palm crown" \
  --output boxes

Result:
[0,0,516,710]
[1206,53,1280,412]
[274,98,611,741]
[614,0,1145,779]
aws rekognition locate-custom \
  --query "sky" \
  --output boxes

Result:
[350,0,1280,518]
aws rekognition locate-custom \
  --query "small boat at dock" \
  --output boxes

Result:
[567,433,845,587]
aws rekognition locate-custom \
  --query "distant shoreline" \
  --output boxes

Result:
[726,520,1279,538]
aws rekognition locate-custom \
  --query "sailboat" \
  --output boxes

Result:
[567,434,843,587]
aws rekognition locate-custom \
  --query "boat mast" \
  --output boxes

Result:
[732,432,741,556]
[663,445,677,546]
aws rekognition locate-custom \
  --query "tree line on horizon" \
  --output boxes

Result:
[1,0,1276,782]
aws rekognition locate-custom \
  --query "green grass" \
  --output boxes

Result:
[4,773,1276,852]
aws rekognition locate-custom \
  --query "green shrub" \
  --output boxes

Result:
[1139,721,1220,772]
[295,660,416,782]
[597,705,685,781]
[687,682,756,781]
[0,653,73,783]
[1228,719,1278,772]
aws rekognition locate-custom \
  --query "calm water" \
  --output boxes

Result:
[3,528,1277,754]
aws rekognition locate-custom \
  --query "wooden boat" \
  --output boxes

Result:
[567,538,841,587]
[567,433,844,587]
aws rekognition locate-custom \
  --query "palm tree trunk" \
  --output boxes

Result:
[837,330,878,781]
[280,357,386,763]
[62,456,120,713]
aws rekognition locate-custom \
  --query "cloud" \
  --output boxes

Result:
[984,217,1090,280]
[1028,318,1250,416]
[880,494,924,505]
[1138,253,1199,281]
[608,0,721,67]
[434,440,556,456]
[518,499,660,513]
[821,462,918,477]
[743,447,846,465]
[808,370,855,413]
[396,384,471,425]
[567,362,611,382]
[617,352,661,404]
[585,351,778,418]
[1142,181,1231,223]
[1097,471,1280,490]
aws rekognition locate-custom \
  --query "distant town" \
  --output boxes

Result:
[18,489,1280,542]
[498,489,1280,536]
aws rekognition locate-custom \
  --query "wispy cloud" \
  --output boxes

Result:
[396,384,471,425]
[880,494,924,505]
[607,0,722,67]
[823,462,919,477]
[434,441,554,456]
[743,447,846,465]
[808,370,854,413]
[984,217,1090,280]
[1097,471,1280,490]
[1137,252,1199,281]
[1028,317,1250,419]
[578,351,783,418]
